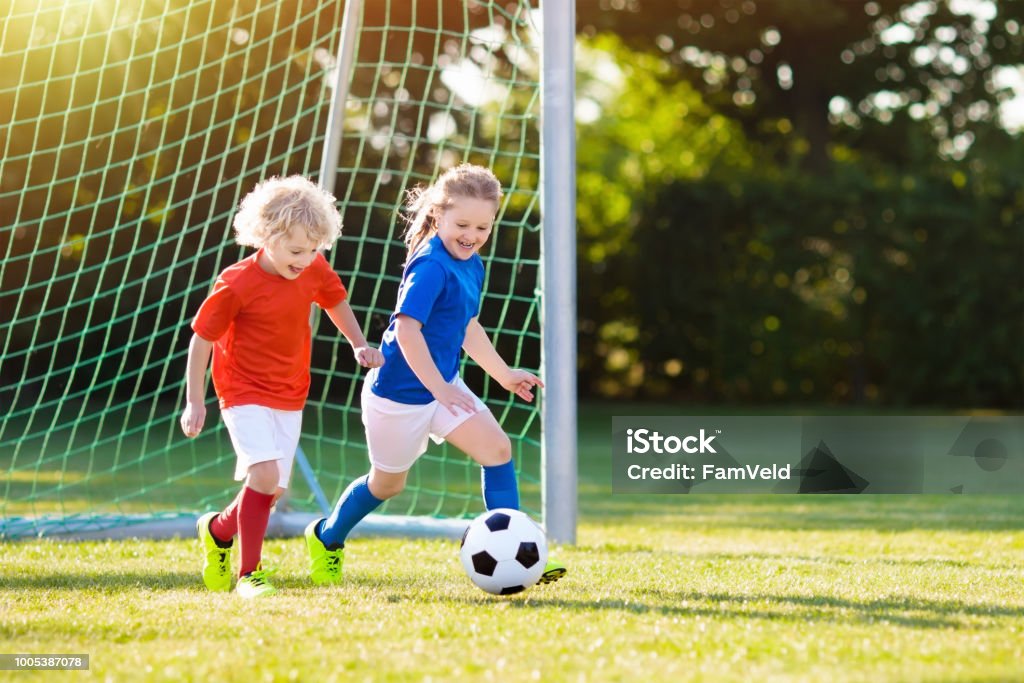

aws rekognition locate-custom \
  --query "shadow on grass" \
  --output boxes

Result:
[371,562,1024,631]
[7,568,1019,633]
[579,494,1024,531]
[0,569,429,594]
[271,571,432,593]
[492,589,1024,630]
[577,545,1022,572]
[0,571,199,591]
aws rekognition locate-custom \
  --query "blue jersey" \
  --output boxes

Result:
[370,234,485,404]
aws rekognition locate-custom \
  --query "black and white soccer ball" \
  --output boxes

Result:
[459,508,548,595]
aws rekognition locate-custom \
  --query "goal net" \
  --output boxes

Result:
[1,0,549,540]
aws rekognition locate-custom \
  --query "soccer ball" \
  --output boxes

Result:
[459,508,548,595]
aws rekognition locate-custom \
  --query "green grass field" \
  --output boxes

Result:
[2,404,1023,682]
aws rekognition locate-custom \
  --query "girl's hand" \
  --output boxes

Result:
[500,369,543,403]
[354,346,385,368]
[180,402,206,438]
[432,383,480,416]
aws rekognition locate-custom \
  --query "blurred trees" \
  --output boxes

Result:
[2,0,1021,410]
[574,1,1023,407]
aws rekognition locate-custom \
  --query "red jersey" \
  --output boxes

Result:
[192,249,347,410]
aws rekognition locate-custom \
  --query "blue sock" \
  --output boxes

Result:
[481,461,519,510]
[317,475,383,550]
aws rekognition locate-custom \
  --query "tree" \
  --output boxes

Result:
[579,0,1024,170]
[572,8,1023,407]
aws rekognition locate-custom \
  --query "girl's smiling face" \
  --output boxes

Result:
[433,197,497,260]
[259,226,320,279]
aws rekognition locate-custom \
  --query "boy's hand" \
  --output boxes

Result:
[499,369,544,403]
[353,346,384,368]
[180,402,206,438]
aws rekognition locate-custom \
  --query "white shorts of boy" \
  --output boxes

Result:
[361,371,488,474]
[220,405,302,488]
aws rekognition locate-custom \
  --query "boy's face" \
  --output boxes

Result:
[434,197,497,261]
[259,227,321,280]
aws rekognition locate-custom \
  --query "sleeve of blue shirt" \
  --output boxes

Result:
[395,259,446,325]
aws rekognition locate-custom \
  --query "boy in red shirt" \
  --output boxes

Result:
[180,176,383,598]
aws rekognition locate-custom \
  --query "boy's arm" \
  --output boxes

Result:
[325,300,384,368]
[462,318,543,403]
[394,314,479,415]
[180,333,213,438]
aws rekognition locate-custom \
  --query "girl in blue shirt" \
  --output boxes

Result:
[305,164,565,586]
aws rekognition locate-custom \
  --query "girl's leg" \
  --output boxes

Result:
[446,409,566,584]
[444,411,519,510]
[319,377,428,550]
[317,466,406,549]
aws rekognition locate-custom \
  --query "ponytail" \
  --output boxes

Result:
[401,185,437,258]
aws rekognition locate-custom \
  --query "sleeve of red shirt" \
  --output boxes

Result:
[191,279,242,341]
[313,252,348,310]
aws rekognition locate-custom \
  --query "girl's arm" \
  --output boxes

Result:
[325,300,384,368]
[180,333,213,437]
[394,314,479,415]
[462,318,543,403]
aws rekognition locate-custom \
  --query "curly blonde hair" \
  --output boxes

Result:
[233,175,342,249]
[402,164,502,257]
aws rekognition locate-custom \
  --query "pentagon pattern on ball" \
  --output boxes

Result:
[484,511,511,532]
[459,508,549,595]
[471,551,498,577]
[515,541,540,568]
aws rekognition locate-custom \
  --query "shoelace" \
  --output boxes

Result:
[245,567,278,585]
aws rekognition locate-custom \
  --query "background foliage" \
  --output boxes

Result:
[1,1,1020,409]
[575,0,1023,407]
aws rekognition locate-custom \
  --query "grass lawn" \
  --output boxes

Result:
[2,403,1022,681]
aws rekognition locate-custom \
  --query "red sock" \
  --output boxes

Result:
[237,486,275,577]
[209,488,243,543]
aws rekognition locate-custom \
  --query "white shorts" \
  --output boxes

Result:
[221,404,302,488]
[361,371,488,473]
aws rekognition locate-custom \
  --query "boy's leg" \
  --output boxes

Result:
[235,564,277,599]
[208,488,243,542]
[217,405,298,597]
[197,510,233,592]
[196,488,241,592]
[234,452,291,598]
[237,461,278,578]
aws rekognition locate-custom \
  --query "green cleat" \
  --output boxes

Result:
[236,564,277,599]
[305,518,344,586]
[538,558,566,585]
[196,512,232,592]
